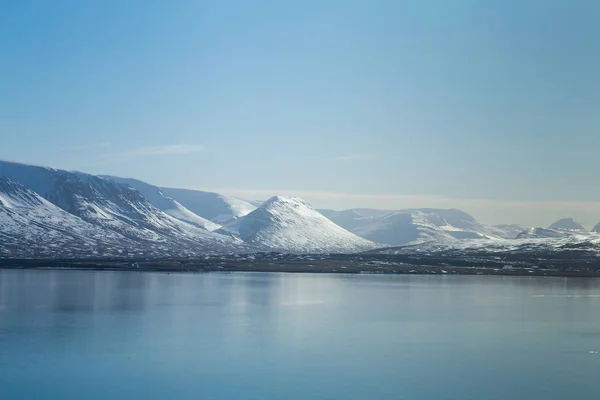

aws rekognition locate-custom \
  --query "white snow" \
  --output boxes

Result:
[0,177,139,257]
[219,196,377,253]
[101,176,221,231]
[373,231,600,256]
[161,187,256,224]
[322,208,499,246]
[3,158,600,258]
[0,161,245,256]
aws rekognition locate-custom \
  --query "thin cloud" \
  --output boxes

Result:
[335,154,372,162]
[130,144,204,156]
[64,142,112,152]
[77,144,204,167]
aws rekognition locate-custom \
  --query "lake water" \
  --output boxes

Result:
[1,270,600,399]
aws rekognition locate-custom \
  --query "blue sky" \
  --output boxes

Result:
[2,0,600,226]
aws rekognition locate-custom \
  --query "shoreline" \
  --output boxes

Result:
[2,255,600,278]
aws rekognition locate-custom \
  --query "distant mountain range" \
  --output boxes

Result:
[319,208,523,245]
[547,218,586,231]
[1,159,600,258]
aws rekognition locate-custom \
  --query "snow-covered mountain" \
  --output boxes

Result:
[219,196,376,253]
[367,233,600,261]
[548,218,586,231]
[318,209,373,232]
[0,160,378,256]
[0,160,244,255]
[592,222,600,233]
[4,159,600,258]
[513,219,589,240]
[488,224,526,239]
[161,187,256,224]
[101,176,220,231]
[0,177,143,258]
[321,208,498,246]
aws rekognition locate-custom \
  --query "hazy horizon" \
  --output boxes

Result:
[3,1,600,228]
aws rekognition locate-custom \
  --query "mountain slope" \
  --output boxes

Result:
[0,160,244,254]
[101,176,220,231]
[219,196,377,253]
[318,209,373,232]
[161,187,256,224]
[488,224,526,239]
[0,177,142,258]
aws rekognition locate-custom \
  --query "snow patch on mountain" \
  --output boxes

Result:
[219,196,377,253]
[161,187,256,224]
[101,176,220,231]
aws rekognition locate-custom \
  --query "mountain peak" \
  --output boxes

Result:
[548,218,586,231]
[219,195,375,253]
[262,196,312,209]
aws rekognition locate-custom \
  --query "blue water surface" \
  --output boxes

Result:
[1,270,600,399]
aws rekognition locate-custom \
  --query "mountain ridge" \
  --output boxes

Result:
[100,176,221,231]
[0,160,245,256]
[3,159,600,258]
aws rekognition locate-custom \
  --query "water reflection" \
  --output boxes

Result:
[1,270,600,400]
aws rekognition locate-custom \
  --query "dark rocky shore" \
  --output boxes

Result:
[2,251,600,277]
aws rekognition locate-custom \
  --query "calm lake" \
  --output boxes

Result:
[1,270,600,399]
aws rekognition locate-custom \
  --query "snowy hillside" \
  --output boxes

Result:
[374,230,600,254]
[101,176,220,231]
[219,196,377,253]
[3,158,600,258]
[161,187,256,223]
[0,160,244,255]
[488,224,526,239]
[0,177,142,258]
[322,208,498,246]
